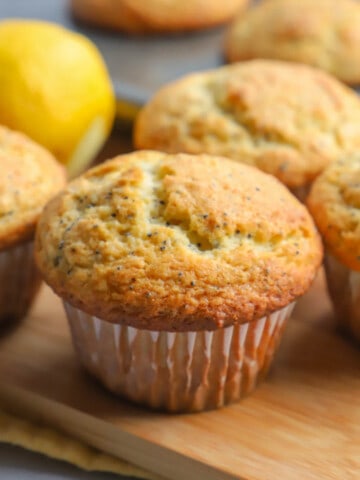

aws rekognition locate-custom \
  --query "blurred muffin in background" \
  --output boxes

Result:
[308,157,360,342]
[35,150,322,412]
[70,0,250,34]
[0,126,66,327]
[225,0,360,85]
[134,60,360,199]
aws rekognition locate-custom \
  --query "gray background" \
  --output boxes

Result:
[0,444,131,479]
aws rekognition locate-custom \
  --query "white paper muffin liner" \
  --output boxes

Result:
[0,241,41,325]
[324,252,360,341]
[64,302,295,412]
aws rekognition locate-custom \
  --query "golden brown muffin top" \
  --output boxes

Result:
[0,126,66,250]
[71,0,249,33]
[225,0,360,85]
[308,157,360,271]
[134,60,360,190]
[35,151,322,331]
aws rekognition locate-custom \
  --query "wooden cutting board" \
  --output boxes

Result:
[0,269,359,480]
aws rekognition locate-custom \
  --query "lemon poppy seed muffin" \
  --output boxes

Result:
[225,0,360,85]
[0,126,66,324]
[308,157,360,341]
[36,151,322,411]
[70,0,250,34]
[134,61,360,198]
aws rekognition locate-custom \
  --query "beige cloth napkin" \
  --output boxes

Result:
[0,407,163,479]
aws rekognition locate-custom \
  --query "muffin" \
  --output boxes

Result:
[0,126,66,325]
[134,60,360,199]
[35,151,322,412]
[225,0,360,85]
[307,157,360,341]
[70,0,250,34]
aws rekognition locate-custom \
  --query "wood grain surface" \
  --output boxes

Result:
[0,269,359,480]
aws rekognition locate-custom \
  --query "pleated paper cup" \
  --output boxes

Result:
[0,241,41,325]
[64,301,295,412]
[324,252,360,341]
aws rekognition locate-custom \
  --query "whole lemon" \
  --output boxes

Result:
[0,20,115,177]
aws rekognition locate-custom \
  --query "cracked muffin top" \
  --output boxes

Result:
[134,60,360,190]
[35,151,322,331]
[225,0,360,85]
[307,157,360,271]
[0,126,66,250]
